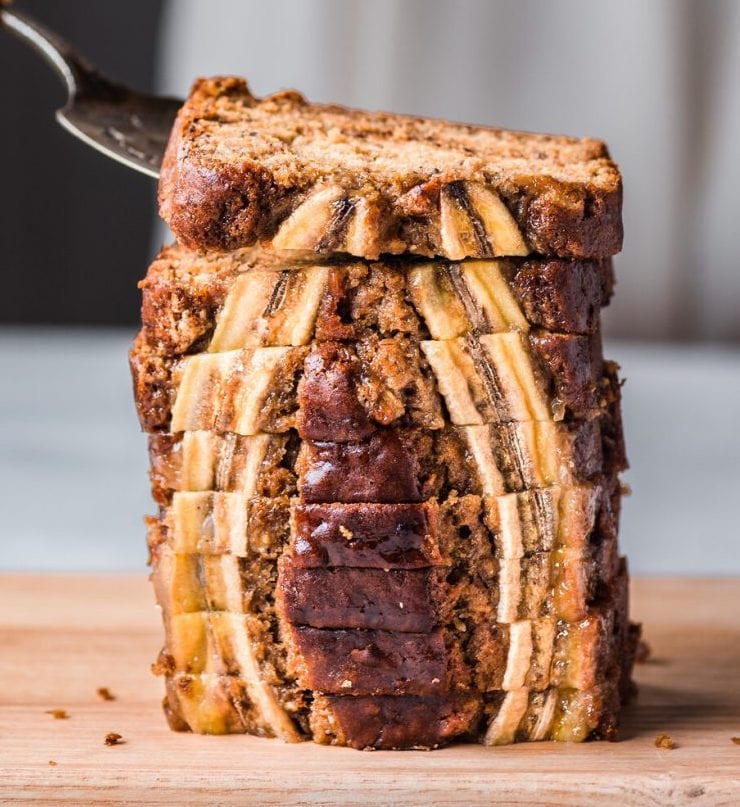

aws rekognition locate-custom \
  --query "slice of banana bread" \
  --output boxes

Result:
[138,243,614,356]
[130,329,609,435]
[159,77,622,259]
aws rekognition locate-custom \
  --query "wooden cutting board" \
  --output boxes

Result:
[0,576,738,806]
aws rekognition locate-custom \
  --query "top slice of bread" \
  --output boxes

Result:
[159,77,622,260]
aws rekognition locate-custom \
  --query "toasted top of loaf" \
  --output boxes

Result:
[159,77,622,260]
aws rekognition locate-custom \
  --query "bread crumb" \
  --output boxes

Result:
[635,640,651,664]
[48,761,57,766]
[654,733,676,749]
[731,737,740,745]
[97,687,116,701]
[151,653,175,677]
[45,709,69,720]
[104,732,124,746]
[339,526,353,540]
[602,723,620,742]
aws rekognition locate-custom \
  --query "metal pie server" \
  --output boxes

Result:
[1,5,181,178]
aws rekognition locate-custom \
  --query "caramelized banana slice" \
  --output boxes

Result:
[440,181,528,259]
[407,260,529,339]
[272,186,348,252]
[171,347,304,435]
[484,688,530,745]
[484,682,619,745]
[210,267,329,350]
[164,672,301,740]
[166,492,290,556]
[421,333,550,424]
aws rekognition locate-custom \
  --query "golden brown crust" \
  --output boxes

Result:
[159,77,622,259]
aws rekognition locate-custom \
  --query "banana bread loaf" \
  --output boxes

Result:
[134,81,636,749]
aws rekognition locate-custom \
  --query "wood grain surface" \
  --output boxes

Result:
[0,576,738,806]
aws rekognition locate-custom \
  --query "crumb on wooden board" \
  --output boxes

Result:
[104,732,124,746]
[655,733,677,749]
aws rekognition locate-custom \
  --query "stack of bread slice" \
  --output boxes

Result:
[131,77,638,749]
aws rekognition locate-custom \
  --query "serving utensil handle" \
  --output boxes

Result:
[1,6,107,99]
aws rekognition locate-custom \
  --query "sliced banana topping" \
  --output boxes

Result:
[459,425,507,496]
[485,489,560,559]
[165,611,238,675]
[460,421,572,495]
[484,688,529,746]
[216,347,295,434]
[169,492,248,555]
[478,333,550,421]
[407,265,471,339]
[463,183,529,257]
[271,186,382,258]
[440,181,529,260]
[556,486,601,550]
[485,684,612,746]
[529,618,557,691]
[552,546,593,623]
[153,551,244,616]
[209,272,284,351]
[408,260,530,340]
[530,689,558,741]
[272,180,528,260]
[152,550,207,614]
[215,433,272,495]
[440,183,481,260]
[154,548,301,740]
[210,267,329,350]
[460,261,530,332]
[550,688,609,743]
[161,432,285,497]
[171,347,297,435]
[490,493,530,559]
[171,351,238,433]
[502,621,534,690]
[420,340,485,424]
[219,612,302,741]
[166,673,245,735]
[551,610,614,691]
[166,670,300,741]
[272,186,348,252]
[342,194,381,257]
[178,431,220,490]
[421,333,549,425]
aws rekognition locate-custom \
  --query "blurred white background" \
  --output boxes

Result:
[2,0,739,574]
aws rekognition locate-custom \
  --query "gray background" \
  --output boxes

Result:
[1,0,739,573]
